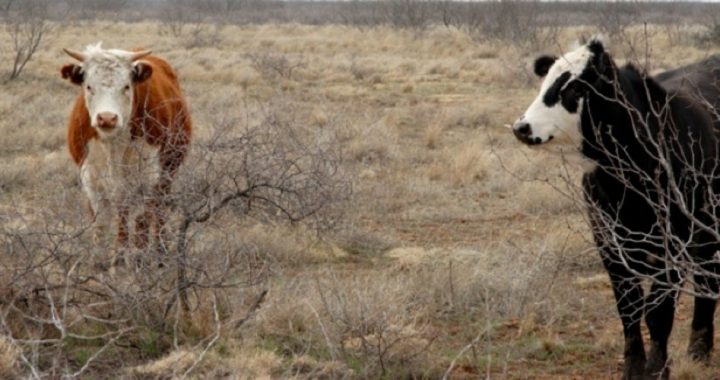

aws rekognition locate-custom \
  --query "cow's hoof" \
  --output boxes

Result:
[112,255,127,268]
[644,354,669,380]
[133,215,150,249]
[623,355,646,380]
[110,246,129,268]
[93,261,110,272]
[688,328,713,361]
[642,370,669,380]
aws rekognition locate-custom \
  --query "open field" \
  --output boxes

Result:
[3,17,720,379]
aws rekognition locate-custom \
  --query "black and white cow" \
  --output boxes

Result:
[512,38,720,379]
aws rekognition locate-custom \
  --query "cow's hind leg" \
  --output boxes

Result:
[133,210,151,249]
[151,178,173,258]
[688,269,719,361]
[644,276,679,380]
[111,203,131,268]
[602,257,646,379]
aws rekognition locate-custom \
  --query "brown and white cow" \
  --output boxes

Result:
[60,42,192,261]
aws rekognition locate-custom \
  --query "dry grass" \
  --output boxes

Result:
[1,20,718,378]
[447,138,489,186]
[0,337,19,379]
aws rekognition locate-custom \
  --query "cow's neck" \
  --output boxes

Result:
[95,129,161,200]
[580,66,665,175]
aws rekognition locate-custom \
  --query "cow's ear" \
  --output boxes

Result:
[534,55,557,77]
[61,64,83,85]
[587,38,606,56]
[132,61,153,83]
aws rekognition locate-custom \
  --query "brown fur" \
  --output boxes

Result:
[65,54,192,167]
[63,53,192,251]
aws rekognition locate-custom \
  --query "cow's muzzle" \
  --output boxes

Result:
[96,112,118,131]
[512,121,548,145]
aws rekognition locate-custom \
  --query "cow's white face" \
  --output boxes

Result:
[512,43,594,147]
[61,43,153,138]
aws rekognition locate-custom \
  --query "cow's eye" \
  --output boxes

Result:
[85,85,92,92]
[123,85,130,92]
[563,82,582,99]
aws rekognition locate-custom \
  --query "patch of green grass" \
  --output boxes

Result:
[340,242,384,260]
[216,340,231,357]
[137,329,166,359]
[74,348,92,368]
[344,354,364,373]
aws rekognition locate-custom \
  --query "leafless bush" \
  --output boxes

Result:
[182,23,224,49]
[158,4,192,37]
[473,1,560,49]
[259,241,569,378]
[3,0,56,80]
[379,0,433,30]
[157,0,218,37]
[65,0,129,20]
[259,270,436,378]
[0,97,349,377]
[312,273,435,377]
[436,0,459,29]
[594,2,641,38]
[693,6,720,46]
[157,0,267,30]
[246,52,306,82]
[337,0,382,28]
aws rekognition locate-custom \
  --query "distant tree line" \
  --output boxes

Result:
[2,0,717,28]
[4,0,720,79]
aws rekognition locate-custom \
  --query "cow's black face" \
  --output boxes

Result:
[511,40,604,147]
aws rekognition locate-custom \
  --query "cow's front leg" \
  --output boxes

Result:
[644,273,679,380]
[107,142,137,267]
[688,268,719,361]
[80,155,112,247]
[602,258,646,380]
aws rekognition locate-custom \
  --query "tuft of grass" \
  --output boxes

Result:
[346,118,398,163]
[129,349,198,378]
[671,354,717,380]
[0,337,18,379]
[402,81,415,93]
[310,106,329,127]
[423,119,445,149]
[448,139,489,186]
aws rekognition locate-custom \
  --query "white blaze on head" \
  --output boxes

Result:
[512,42,596,147]
[61,42,153,137]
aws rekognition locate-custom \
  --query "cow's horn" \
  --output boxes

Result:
[130,50,152,62]
[63,48,86,62]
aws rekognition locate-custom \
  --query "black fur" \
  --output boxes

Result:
[132,62,153,83]
[534,55,557,77]
[60,64,84,85]
[563,42,720,379]
[559,81,581,113]
[542,71,571,107]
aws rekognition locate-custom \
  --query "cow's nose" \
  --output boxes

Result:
[513,122,531,139]
[96,112,118,130]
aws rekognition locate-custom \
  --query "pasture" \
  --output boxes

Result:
[2,13,720,379]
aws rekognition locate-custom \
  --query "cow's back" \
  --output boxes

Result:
[656,55,720,116]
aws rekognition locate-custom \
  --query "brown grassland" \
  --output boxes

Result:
[3,19,720,379]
